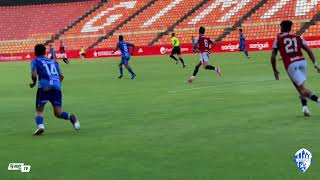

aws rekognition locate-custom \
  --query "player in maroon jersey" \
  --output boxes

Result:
[271,20,320,116]
[188,27,222,84]
[59,41,69,64]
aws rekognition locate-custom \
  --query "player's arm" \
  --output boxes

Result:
[173,39,177,46]
[56,61,64,82]
[271,48,280,80]
[192,38,200,53]
[112,45,119,54]
[59,74,64,82]
[128,43,135,56]
[30,71,37,88]
[30,61,37,88]
[208,39,216,51]
[302,42,320,73]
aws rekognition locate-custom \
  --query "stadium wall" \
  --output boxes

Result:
[1,37,320,62]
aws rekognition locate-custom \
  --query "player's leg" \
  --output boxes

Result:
[292,81,310,116]
[201,53,213,69]
[243,49,250,59]
[193,61,202,76]
[289,61,320,115]
[188,62,202,84]
[50,89,80,130]
[295,83,320,116]
[34,88,47,135]
[124,64,136,79]
[177,54,186,68]
[169,49,178,63]
[296,84,320,103]
[242,42,250,59]
[62,53,69,64]
[201,53,222,76]
[124,58,136,79]
[176,47,185,68]
[241,44,250,59]
[300,96,310,116]
[119,61,124,79]
[81,53,85,59]
[53,106,80,130]
[34,106,45,135]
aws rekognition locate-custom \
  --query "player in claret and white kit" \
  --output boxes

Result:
[271,20,320,116]
[59,41,69,64]
[188,27,222,84]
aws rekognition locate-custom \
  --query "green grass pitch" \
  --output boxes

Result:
[1,50,320,180]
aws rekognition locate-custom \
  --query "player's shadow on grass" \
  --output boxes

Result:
[295,115,319,119]
[41,129,85,138]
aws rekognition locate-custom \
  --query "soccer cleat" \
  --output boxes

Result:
[188,76,195,84]
[33,128,45,136]
[118,75,123,79]
[215,66,222,76]
[303,107,311,117]
[183,65,186,68]
[131,74,136,79]
[70,114,80,130]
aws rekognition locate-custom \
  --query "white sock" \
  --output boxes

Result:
[38,124,45,129]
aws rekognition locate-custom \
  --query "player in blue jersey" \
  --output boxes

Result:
[112,35,136,79]
[30,44,80,135]
[49,44,56,60]
[239,29,250,59]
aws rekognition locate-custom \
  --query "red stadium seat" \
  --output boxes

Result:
[0,0,319,53]
[224,0,320,41]
[54,0,153,50]
[0,1,100,53]
[156,0,260,45]
[96,0,202,48]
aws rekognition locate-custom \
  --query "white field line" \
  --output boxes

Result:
[168,79,282,93]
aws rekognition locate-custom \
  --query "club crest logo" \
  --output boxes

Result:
[294,148,312,173]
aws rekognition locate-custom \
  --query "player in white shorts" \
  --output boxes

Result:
[188,27,222,84]
[287,60,307,86]
[271,20,320,116]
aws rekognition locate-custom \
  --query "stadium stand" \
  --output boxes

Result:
[0,0,100,53]
[52,0,154,50]
[304,21,320,37]
[95,0,202,48]
[0,0,320,54]
[224,0,320,41]
[0,0,92,6]
[154,0,261,45]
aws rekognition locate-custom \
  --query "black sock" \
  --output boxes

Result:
[300,96,307,106]
[193,65,201,76]
[170,55,178,61]
[205,65,215,70]
[179,58,185,65]
[244,51,249,57]
[310,94,319,102]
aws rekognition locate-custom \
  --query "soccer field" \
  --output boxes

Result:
[1,50,320,180]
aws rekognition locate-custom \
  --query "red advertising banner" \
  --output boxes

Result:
[1,36,320,62]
